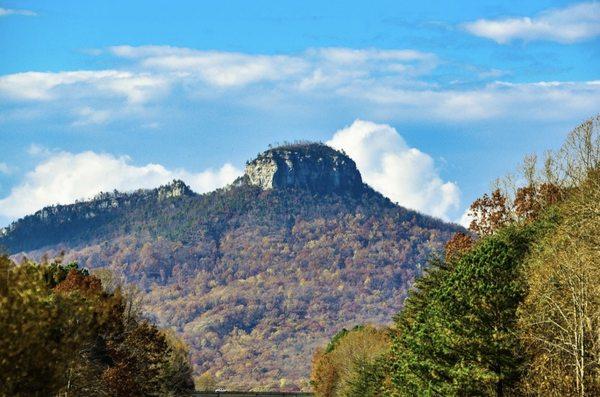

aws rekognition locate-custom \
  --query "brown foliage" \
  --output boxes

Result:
[468,189,511,236]
[514,183,563,222]
[444,232,474,262]
[468,115,598,237]
[54,268,103,295]
[102,363,141,397]
[311,348,338,397]
[8,186,457,390]
[468,182,564,236]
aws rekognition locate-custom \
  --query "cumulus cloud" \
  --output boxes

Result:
[0,7,36,17]
[457,208,474,228]
[0,150,242,220]
[0,122,460,221]
[327,120,460,220]
[464,2,600,44]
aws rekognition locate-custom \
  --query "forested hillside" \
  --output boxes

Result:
[0,144,460,390]
[311,116,600,396]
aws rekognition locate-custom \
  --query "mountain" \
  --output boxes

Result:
[0,143,461,391]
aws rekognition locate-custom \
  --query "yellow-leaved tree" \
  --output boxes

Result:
[518,169,600,396]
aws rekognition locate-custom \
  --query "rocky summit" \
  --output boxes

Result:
[244,143,364,195]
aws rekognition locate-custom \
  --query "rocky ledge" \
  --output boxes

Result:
[244,143,364,195]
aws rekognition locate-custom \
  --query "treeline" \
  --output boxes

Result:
[0,258,195,396]
[311,115,600,396]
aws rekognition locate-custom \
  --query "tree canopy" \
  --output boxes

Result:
[0,258,194,396]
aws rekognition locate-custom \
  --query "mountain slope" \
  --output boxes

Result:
[1,143,461,390]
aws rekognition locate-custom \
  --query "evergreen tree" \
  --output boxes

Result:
[388,225,545,396]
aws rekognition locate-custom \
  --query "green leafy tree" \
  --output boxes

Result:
[345,355,388,397]
[0,257,93,396]
[388,225,546,396]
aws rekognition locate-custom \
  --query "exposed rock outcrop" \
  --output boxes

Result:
[244,143,364,195]
[157,179,194,200]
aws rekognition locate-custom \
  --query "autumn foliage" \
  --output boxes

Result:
[0,258,194,396]
[517,169,600,396]
[311,325,390,397]
[2,181,459,390]
[444,231,474,262]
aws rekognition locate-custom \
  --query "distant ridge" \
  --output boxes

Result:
[1,179,195,253]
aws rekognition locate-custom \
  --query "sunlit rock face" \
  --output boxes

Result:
[157,179,193,200]
[244,143,364,195]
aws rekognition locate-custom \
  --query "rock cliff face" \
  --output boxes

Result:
[244,143,363,195]
[157,179,194,200]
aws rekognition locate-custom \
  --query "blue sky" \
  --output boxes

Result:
[0,0,598,226]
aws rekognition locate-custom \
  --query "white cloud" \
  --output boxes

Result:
[72,107,112,126]
[135,52,306,88]
[0,7,36,17]
[0,46,598,125]
[27,144,52,156]
[1,122,460,221]
[0,70,168,103]
[0,151,242,220]
[108,45,436,88]
[327,120,460,220]
[464,2,600,44]
[457,207,474,228]
[0,70,170,125]
[349,80,600,121]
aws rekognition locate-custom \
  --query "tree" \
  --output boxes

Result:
[388,225,543,396]
[559,115,600,185]
[386,115,599,396]
[467,189,511,236]
[0,257,96,396]
[161,330,196,395]
[0,258,195,396]
[311,325,390,397]
[517,170,600,396]
[195,372,217,392]
[469,115,599,238]
[345,355,388,397]
[444,232,474,263]
[513,183,562,223]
